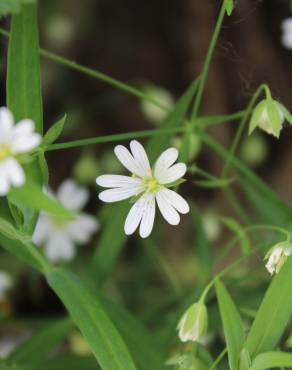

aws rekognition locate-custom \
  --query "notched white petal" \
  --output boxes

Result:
[157,163,187,184]
[57,179,89,210]
[156,189,180,225]
[139,193,155,238]
[124,195,147,235]
[114,144,146,177]
[0,107,14,142]
[154,147,178,178]
[129,140,151,177]
[99,186,143,203]
[159,188,190,214]
[96,174,143,188]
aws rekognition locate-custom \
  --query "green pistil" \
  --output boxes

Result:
[143,177,161,193]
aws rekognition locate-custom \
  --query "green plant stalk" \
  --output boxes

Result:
[46,112,244,152]
[209,347,228,370]
[0,27,166,111]
[142,239,183,298]
[191,1,226,121]
[221,84,267,178]
[200,223,290,302]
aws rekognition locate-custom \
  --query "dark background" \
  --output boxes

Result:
[0,0,292,316]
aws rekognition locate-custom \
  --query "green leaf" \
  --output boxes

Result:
[224,0,234,16]
[0,217,49,272]
[199,132,292,226]
[7,319,73,369]
[7,3,43,132]
[147,77,200,163]
[43,115,67,146]
[220,217,250,256]
[190,202,211,282]
[0,0,35,17]
[7,3,44,230]
[249,351,292,370]
[46,267,137,370]
[246,256,292,359]
[215,279,245,370]
[194,177,235,189]
[36,355,98,370]
[101,297,167,370]
[9,179,74,220]
[91,202,129,280]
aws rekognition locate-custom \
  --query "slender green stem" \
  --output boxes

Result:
[191,2,226,121]
[45,112,244,151]
[200,223,289,302]
[0,28,166,110]
[142,239,183,298]
[221,84,266,177]
[209,347,228,370]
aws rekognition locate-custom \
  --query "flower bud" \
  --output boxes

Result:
[177,301,208,343]
[249,99,291,138]
[265,241,292,275]
[140,84,174,124]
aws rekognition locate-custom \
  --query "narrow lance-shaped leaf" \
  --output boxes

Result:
[246,256,292,359]
[0,217,49,272]
[198,132,292,226]
[249,351,292,370]
[215,279,245,370]
[46,267,137,370]
[224,0,234,16]
[101,296,167,370]
[7,2,44,232]
[7,318,73,369]
[9,179,74,220]
[43,115,66,146]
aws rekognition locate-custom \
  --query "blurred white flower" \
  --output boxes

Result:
[0,271,12,300]
[0,107,41,195]
[96,140,189,238]
[33,180,99,262]
[177,301,208,343]
[265,242,292,275]
[281,18,292,49]
[140,85,174,124]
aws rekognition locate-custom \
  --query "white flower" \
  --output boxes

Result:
[177,301,208,343]
[96,140,190,238]
[0,271,13,300]
[33,180,99,262]
[265,242,292,275]
[281,18,292,49]
[0,107,41,195]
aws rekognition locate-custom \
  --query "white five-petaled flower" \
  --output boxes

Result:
[0,107,41,195]
[281,18,292,49]
[33,180,99,262]
[265,242,292,275]
[96,140,190,238]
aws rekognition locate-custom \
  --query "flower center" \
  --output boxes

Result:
[143,177,161,193]
[0,144,11,161]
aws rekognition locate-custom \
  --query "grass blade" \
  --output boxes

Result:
[7,319,73,369]
[250,352,292,370]
[215,279,245,370]
[246,256,292,359]
[46,267,137,370]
